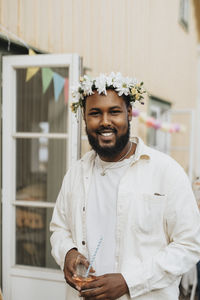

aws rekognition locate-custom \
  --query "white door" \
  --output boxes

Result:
[2,54,82,300]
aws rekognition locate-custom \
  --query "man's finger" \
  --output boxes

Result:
[80,286,104,298]
[65,274,80,291]
[81,278,103,291]
[80,294,108,300]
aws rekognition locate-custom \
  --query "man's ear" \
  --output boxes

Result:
[128,105,132,122]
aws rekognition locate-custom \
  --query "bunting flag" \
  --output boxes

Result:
[64,78,69,104]
[42,68,54,93]
[26,49,40,82]
[132,108,185,133]
[53,72,65,101]
[25,50,69,104]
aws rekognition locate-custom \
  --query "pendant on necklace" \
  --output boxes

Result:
[100,171,106,176]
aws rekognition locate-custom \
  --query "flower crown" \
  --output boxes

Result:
[71,72,146,113]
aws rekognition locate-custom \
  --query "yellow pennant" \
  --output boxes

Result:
[26,49,40,82]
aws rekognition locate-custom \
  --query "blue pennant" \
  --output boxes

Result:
[53,72,65,101]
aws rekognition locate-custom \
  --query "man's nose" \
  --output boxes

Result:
[101,113,111,126]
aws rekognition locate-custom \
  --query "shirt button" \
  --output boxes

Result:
[83,206,85,212]
[82,241,86,245]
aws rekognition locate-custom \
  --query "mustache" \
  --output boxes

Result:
[96,126,117,134]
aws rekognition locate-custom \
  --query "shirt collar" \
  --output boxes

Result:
[130,137,151,163]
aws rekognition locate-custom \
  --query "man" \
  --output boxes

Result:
[50,72,200,300]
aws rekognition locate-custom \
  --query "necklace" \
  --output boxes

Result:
[99,142,133,176]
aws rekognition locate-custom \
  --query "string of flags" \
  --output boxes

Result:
[0,27,185,132]
[0,26,69,103]
[26,49,69,103]
[132,108,185,133]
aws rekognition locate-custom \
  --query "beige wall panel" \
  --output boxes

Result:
[72,0,86,54]
[33,0,49,52]
[48,0,63,53]
[19,0,37,45]
[62,0,73,53]
[135,0,196,109]
[0,0,19,36]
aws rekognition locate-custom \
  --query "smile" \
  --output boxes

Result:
[100,132,113,137]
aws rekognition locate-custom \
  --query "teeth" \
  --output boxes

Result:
[101,132,113,136]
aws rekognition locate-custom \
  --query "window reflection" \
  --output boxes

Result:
[16,139,66,203]
[39,122,49,172]
[16,206,58,269]
[16,68,69,133]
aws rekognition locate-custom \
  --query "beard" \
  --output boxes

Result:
[86,123,130,158]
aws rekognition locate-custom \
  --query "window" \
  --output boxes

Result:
[15,66,69,268]
[147,97,171,153]
[179,0,189,30]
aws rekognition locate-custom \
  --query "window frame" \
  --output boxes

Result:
[179,0,189,30]
[2,53,82,299]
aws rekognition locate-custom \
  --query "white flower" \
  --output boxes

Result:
[115,77,133,96]
[70,72,145,113]
[112,72,123,88]
[130,77,138,86]
[71,84,82,100]
[106,72,117,86]
[82,75,93,95]
[94,74,107,94]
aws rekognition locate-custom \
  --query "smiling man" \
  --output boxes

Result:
[50,73,200,300]
[85,89,134,162]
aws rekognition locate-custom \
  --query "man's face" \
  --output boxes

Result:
[84,90,132,159]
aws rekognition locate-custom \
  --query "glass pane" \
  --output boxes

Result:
[16,138,67,203]
[16,206,58,269]
[16,67,69,133]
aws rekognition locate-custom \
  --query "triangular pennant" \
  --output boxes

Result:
[53,72,65,102]
[42,68,53,93]
[64,78,69,104]
[29,49,37,56]
[26,67,40,82]
[26,49,39,82]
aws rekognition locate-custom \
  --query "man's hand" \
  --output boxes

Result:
[63,248,90,290]
[79,273,129,300]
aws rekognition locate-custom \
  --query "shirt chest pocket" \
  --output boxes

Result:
[132,193,167,234]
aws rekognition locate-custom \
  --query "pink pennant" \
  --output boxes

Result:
[132,108,140,117]
[64,78,69,104]
[153,119,161,130]
[146,117,155,127]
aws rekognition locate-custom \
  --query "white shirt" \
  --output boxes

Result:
[50,137,200,300]
[86,154,134,275]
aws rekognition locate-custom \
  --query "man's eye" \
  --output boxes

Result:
[111,110,121,114]
[89,112,99,116]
